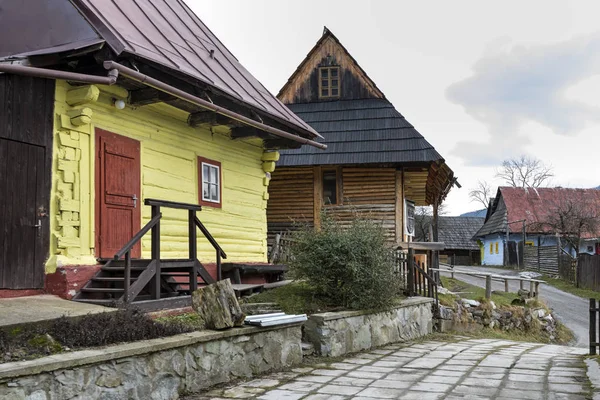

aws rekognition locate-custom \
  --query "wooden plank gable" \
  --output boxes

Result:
[278,28,385,104]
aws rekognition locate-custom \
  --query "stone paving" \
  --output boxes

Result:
[186,338,596,400]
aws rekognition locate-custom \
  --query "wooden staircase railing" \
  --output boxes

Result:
[74,198,226,306]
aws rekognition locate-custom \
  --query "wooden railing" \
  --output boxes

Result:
[395,247,439,306]
[432,264,546,299]
[591,298,600,355]
[111,198,225,303]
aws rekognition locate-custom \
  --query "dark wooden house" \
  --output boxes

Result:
[437,217,484,266]
[267,28,456,246]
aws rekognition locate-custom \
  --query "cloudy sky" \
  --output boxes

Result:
[190,0,600,215]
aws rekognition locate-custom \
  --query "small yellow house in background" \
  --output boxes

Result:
[0,0,322,308]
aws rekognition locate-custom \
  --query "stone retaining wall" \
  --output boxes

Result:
[0,324,302,400]
[303,297,434,357]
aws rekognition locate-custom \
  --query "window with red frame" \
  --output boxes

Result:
[198,157,222,208]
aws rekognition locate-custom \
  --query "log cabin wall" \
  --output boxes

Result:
[266,167,314,243]
[267,165,406,244]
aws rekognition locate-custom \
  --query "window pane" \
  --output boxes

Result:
[331,88,339,96]
[321,79,329,87]
[210,166,218,183]
[322,171,337,204]
[321,89,329,97]
[321,69,328,78]
[202,182,210,200]
[203,165,210,182]
[331,68,338,77]
[210,184,218,201]
[331,79,338,87]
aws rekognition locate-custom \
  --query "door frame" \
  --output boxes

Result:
[94,128,142,259]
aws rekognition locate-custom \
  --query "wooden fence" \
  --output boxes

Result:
[578,254,600,291]
[524,245,559,275]
[591,298,600,355]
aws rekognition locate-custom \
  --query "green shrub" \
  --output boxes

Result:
[289,215,401,310]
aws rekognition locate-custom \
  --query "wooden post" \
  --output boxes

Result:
[124,251,131,303]
[504,279,509,293]
[529,280,534,298]
[217,251,222,281]
[151,204,161,300]
[407,248,415,296]
[451,266,455,280]
[534,282,540,298]
[590,298,597,356]
[313,166,322,230]
[520,280,524,291]
[485,275,492,299]
[189,210,198,292]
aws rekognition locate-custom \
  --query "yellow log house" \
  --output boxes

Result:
[0,0,321,308]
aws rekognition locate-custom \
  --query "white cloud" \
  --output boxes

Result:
[447,33,600,166]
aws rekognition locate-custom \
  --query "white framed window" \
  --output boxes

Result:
[404,199,415,237]
[198,157,222,208]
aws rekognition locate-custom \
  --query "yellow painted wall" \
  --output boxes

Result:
[47,81,273,272]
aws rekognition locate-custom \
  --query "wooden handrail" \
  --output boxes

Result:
[194,216,227,259]
[144,198,202,211]
[114,213,162,260]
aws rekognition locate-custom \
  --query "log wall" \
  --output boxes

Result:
[267,166,402,243]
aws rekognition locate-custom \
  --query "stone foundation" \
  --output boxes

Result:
[0,324,302,399]
[45,265,101,299]
[303,297,434,357]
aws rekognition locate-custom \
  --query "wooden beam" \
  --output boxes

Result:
[395,170,404,244]
[129,87,176,105]
[263,138,302,149]
[313,166,322,230]
[188,111,240,127]
[230,126,263,140]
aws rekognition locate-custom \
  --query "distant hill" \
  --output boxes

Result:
[460,209,487,218]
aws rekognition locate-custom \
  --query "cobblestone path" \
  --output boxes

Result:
[187,338,596,400]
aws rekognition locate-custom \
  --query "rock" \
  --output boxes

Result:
[192,279,245,330]
[489,301,497,310]
[438,305,454,320]
[489,320,496,329]
[534,309,546,318]
[543,315,554,322]
[518,289,531,298]
[472,310,484,318]
[461,299,481,307]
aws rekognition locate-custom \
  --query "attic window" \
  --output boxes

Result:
[319,67,340,99]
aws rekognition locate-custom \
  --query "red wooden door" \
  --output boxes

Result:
[95,129,141,259]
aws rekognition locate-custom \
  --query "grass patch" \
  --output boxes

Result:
[242,282,333,315]
[542,275,600,300]
[440,276,519,306]
[155,312,204,330]
[443,322,574,345]
[242,281,406,315]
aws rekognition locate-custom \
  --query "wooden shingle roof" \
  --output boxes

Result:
[438,217,484,251]
[277,98,444,166]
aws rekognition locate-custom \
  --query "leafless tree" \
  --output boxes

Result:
[495,155,554,188]
[468,180,492,209]
[414,204,448,242]
[533,194,600,260]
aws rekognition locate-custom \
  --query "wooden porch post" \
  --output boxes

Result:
[313,166,322,230]
[151,204,161,299]
[189,210,198,292]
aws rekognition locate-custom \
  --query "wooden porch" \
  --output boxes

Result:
[73,199,228,311]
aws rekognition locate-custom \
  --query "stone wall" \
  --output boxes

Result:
[303,297,434,357]
[0,324,302,400]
